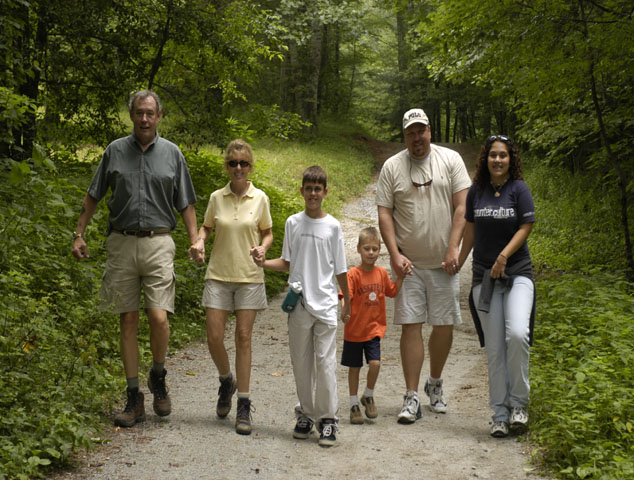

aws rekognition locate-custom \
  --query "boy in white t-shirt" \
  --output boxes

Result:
[251,165,350,447]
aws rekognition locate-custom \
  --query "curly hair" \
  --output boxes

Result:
[473,135,523,191]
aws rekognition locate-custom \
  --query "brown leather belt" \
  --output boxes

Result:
[112,228,171,237]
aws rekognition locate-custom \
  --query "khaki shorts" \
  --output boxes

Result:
[100,232,176,314]
[393,267,462,326]
[202,279,267,311]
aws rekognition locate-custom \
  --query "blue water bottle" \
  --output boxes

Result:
[281,281,302,312]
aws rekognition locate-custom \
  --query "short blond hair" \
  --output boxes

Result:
[225,138,254,166]
[358,226,381,247]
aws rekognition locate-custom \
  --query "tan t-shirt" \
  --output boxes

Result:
[376,145,471,269]
[203,182,273,282]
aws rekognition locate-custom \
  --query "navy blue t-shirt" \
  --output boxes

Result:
[465,179,535,269]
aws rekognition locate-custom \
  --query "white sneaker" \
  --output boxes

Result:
[510,406,529,428]
[424,378,448,413]
[490,420,509,438]
[397,391,422,424]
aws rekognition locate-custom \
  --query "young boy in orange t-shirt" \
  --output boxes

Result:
[342,227,408,424]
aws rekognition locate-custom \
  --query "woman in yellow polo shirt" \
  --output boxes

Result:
[189,139,273,435]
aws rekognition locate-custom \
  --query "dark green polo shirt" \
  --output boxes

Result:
[88,133,197,233]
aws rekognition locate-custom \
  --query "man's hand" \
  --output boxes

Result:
[188,239,206,265]
[441,245,460,275]
[71,238,89,260]
[391,252,412,278]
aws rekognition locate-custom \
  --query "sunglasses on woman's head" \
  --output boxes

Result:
[488,135,511,143]
[227,160,251,168]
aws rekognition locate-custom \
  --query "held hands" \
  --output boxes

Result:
[250,246,265,267]
[340,299,351,324]
[441,245,460,276]
[392,253,413,278]
[188,239,206,265]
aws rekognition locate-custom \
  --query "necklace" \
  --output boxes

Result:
[491,178,508,197]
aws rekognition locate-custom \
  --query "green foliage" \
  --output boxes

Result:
[531,273,634,479]
[524,159,630,274]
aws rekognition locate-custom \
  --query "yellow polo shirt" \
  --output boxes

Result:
[203,182,272,283]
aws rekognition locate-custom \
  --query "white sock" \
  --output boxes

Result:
[237,392,249,399]
[350,395,359,406]
[363,387,374,398]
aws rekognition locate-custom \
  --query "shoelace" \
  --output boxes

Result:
[218,378,233,397]
[152,375,168,400]
[405,395,419,411]
[321,423,338,437]
[296,415,311,428]
[237,401,253,420]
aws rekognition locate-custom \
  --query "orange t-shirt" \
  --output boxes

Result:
[344,265,399,342]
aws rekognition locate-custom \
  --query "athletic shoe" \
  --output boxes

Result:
[216,374,237,418]
[147,368,172,416]
[510,406,529,428]
[235,397,254,435]
[490,420,509,438]
[318,419,338,447]
[360,395,378,418]
[397,391,422,424]
[293,406,314,439]
[114,388,146,427]
[424,378,448,413]
[350,405,364,424]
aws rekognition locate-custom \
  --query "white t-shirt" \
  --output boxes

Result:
[376,145,471,269]
[281,211,347,324]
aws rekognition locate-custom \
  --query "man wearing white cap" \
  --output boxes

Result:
[376,108,471,423]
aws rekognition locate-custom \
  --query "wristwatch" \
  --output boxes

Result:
[72,231,84,240]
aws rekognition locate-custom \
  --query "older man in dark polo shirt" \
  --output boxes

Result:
[71,90,198,427]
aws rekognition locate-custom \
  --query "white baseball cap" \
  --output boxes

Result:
[402,108,430,130]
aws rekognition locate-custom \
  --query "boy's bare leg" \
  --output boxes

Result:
[366,360,380,390]
[348,367,361,396]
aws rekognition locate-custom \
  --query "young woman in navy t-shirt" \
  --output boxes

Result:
[458,135,536,438]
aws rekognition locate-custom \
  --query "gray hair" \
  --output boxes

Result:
[128,90,162,113]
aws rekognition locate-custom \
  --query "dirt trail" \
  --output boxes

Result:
[50,139,548,480]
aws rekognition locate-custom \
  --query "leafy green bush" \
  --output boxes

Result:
[524,159,630,274]
[530,273,634,479]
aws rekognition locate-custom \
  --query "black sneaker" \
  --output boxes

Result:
[147,369,171,416]
[235,398,254,435]
[318,419,338,447]
[293,408,314,439]
[114,388,146,427]
[216,375,237,418]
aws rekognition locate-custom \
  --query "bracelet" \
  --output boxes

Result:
[499,253,507,259]
[73,231,84,240]
[495,258,506,266]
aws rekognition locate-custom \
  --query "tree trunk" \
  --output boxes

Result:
[147,0,173,91]
[306,20,322,130]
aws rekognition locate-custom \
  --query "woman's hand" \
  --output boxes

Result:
[250,246,265,267]
[189,238,206,265]
[490,253,507,279]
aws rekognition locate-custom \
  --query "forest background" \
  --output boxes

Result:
[1,0,633,479]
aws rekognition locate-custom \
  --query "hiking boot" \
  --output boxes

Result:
[114,388,146,427]
[293,406,314,439]
[490,420,509,438]
[360,395,378,418]
[350,405,364,424]
[397,391,422,424]
[318,419,338,447]
[235,397,254,435]
[510,406,529,428]
[424,378,448,413]
[216,375,237,418]
[147,368,172,416]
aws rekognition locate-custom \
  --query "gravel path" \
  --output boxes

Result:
[50,139,550,480]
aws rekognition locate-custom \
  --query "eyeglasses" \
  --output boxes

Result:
[488,135,511,143]
[227,160,251,168]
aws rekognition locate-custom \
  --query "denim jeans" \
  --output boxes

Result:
[472,276,534,422]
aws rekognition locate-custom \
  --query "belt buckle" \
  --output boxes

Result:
[149,230,155,238]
